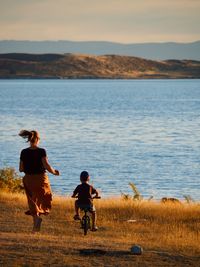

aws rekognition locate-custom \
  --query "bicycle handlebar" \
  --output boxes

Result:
[71,195,101,199]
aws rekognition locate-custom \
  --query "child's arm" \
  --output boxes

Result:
[71,186,79,198]
[92,188,99,198]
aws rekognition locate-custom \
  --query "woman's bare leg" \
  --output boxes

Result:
[32,214,42,232]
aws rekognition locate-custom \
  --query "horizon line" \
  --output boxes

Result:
[0,39,200,45]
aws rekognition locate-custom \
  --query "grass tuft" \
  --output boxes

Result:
[0,167,23,193]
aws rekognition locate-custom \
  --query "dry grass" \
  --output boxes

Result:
[0,192,200,267]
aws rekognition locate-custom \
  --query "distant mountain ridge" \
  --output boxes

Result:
[0,40,200,60]
[0,53,199,79]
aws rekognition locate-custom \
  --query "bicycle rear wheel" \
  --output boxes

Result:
[82,215,90,235]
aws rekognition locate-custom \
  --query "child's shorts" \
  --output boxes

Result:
[76,201,96,212]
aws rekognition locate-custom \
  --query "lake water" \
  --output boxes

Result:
[0,79,200,200]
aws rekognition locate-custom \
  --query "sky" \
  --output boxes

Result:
[0,0,200,43]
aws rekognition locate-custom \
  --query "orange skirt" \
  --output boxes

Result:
[23,173,52,216]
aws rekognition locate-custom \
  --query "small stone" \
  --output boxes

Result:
[130,245,143,255]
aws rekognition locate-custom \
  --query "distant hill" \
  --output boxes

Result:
[0,53,199,79]
[0,40,200,60]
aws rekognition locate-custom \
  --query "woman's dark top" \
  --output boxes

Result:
[73,183,97,205]
[20,147,46,174]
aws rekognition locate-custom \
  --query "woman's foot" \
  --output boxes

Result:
[25,210,31,215]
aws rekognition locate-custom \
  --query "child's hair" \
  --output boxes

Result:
[80,171,89,182]
[19,130,40,144]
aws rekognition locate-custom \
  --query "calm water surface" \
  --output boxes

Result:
[0,79,199,200]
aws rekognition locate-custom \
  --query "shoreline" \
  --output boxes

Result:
[1,76,200,80]
[1,166,200,202]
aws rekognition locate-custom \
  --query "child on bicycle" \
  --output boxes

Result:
[71,171,99,231]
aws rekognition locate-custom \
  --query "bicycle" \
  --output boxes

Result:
[73,196,101,235]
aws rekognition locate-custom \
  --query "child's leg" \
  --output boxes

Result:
[73,201,81,220]
[91,211,97,228]
[75,200,80,216]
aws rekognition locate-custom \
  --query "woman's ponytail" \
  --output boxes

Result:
[19,130,39,143]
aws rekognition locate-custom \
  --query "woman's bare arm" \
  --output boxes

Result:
[42,157,59,175]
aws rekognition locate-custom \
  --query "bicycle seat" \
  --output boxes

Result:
[80,206,91,211]
[79,204,92,212]
[81,207,90,212]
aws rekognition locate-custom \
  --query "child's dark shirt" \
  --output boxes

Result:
[73,183,97,205]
